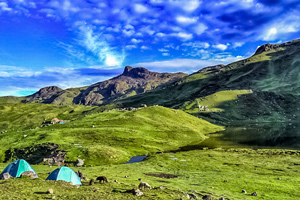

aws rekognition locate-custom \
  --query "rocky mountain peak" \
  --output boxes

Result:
[122,66,151,78]
[29,86,63,99]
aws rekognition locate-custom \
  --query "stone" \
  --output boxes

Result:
[219,198,225,200]
[189,193,197,199]
[127,189,143,196]
[251,192,258,196]
[76,159,84,167]
[48,188,54,194]
[202,195,212,200]
[224,180,228,182]
[20,171,36,178]
[242,190,247,194]
[0,172,11,180]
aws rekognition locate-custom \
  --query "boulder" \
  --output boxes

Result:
[219,198,225,200]
[189,193,197,199]
[126,189,143,196]
[251,192,258,196]
[76,159,84,167]
[242,190,247,194]
[20,171,37,178]
[0,172,11,180]
[202,195,213,200]
[48,188,54,194]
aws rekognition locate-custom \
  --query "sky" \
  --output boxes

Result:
[0,0,300,96]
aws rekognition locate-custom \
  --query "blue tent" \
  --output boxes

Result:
[0,159,38,178]
[46,166,82,185]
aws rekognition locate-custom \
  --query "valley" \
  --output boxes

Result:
[1,39,300,199]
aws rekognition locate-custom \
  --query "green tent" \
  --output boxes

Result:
[0,159,38,178]
[46,166,82,185]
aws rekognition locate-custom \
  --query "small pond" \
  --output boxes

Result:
[125,155,147,164]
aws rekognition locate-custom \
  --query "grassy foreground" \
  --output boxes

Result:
[1,148,300,199]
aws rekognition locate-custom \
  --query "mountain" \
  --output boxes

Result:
[21,66,187,105]
[116,39,300,124]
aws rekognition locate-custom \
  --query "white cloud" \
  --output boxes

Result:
[162,53,170,56]
[123,29,135,37]
[156,32,166,37]
[176,16,198,25]
[213,44,228,51]
[133,55,243,73]
[158,48,168,52]
[134,4,148,13]
[125,45,137,50]
[139,25,155,35]
[78,26,125,67]
[182,42,210,49]
[171,32,193,41]
[141,45,151,50]
[131,38,143,44]
[194,23,208,35]
[0,2,12,12]
[233,42,245,48]
[263,27,277,41]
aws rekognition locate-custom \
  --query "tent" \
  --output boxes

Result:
[46,166,82,185]
[0,159,38,178]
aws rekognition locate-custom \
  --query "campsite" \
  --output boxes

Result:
[1,1,300,199]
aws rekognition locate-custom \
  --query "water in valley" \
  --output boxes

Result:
[179,122,300,151]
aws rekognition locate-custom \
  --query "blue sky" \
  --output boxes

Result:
[0,0,300,96]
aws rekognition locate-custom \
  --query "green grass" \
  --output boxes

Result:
[0,104,223,165]
[1,148,300,199]
[181,90,253,113]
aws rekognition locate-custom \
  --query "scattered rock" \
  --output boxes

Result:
[242,190,247,194]
[251,192,258,196]
[224,180,228,182]
[125,189,143,196]
[124,175,128,178]
[0,173,11,180]
[20,171,37,178]
[48,189,54,194]
[189,193,197,199]
[202,195,213,200]
[76,159,84,167]
[219,198,225,200]
[277,178,281,180]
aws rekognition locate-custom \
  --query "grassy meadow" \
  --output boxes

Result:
[1,148,300,199]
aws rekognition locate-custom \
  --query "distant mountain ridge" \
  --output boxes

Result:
[22,66,187,105]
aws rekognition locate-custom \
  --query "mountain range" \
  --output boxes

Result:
[1,39,300,124]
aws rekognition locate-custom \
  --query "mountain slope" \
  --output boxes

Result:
[20,66,187,105]
[117,39,300,123]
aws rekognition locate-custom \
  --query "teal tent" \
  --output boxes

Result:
[46,166,82,185]
[0,159,38,178]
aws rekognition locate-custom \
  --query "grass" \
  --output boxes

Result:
[1,148,300,199]
[0,104,223,165]
[181,90,253,113]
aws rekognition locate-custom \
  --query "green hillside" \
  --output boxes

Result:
[118,40,300,124]
[0,103,222,165]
